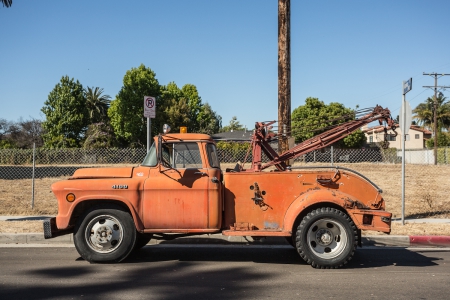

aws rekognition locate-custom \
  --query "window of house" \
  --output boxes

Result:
[369,136,373,143]
[388,135,396,141]
[415,134,420,139]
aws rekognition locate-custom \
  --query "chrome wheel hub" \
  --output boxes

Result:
[85,215,123,254]
[307,218,348,259]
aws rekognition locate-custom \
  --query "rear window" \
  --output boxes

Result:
[206,143,220,168]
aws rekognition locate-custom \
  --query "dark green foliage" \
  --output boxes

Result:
[216,141,251,163]
[220,116,244,132]
[108,64,161,147]
[85,87,111,124]
[413,94,450,132]
[291,97,364,148]
[426,132,450,148]
[41,76,88,148]
[83,122,117,149]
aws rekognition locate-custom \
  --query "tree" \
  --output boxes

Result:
[160,82,221,134]
[159,82,189,133]
[1,0,12,8]
[0,118,44,148]
[0,118,13,148]
[164,97,191,133]
[291,97,364,148]
[10,118,44,148]
[41,76,88,148]
[108,64,161,147]
[83,122,117,149]
[84,87,111,123]
[197,103,222,135]
[413,94,450,132]
[181,84,203,131]
[426,132,450,148]
[221,116,244,132]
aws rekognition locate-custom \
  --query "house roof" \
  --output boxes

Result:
[211,130,253,141]
[362,124,432,135]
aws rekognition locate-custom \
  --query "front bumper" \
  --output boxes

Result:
[43,217,73,239]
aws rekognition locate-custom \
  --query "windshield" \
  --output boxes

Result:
[141,143,157,166]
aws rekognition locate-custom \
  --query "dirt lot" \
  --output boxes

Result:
[0,163,449,235]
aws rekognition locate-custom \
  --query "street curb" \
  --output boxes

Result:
[1,233,450,248]
[410,236,450,247]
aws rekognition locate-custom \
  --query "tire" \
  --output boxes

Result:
[73,205,136,263]
[133,232,152,251]
[295,207,357,269]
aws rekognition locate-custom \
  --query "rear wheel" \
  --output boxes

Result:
[74,205,136,263]
[295,207,357,269]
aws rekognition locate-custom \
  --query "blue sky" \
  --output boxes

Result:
[1,0,450,130]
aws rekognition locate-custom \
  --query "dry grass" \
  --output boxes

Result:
[1,163,449,234]
[0,220,44,233]
[0,177,62,215]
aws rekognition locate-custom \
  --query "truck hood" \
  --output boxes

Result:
[70,167,134,179]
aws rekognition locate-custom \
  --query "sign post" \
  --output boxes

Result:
[144,96,156,152]
[401,78,412,225]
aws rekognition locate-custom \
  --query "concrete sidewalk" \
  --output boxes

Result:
[1,216,450,248]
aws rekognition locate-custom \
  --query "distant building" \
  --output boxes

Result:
[362,124,432,149]
[211,130,253,142]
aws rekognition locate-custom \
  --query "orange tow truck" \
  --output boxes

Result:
[44,106,396,268]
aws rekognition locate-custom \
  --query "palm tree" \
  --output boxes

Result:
[1,0,12,8]
[413,93,450,132]
[84,87,111,123]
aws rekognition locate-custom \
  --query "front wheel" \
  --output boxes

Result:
[133,232,152,251]
[74,206,136,263]
[295,207,357,269]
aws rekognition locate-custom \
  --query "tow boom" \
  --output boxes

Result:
[248,105,396,172]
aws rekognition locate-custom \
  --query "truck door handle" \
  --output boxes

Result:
[211,177,219,183]
[194,172,207,176]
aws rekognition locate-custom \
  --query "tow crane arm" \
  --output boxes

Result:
[248,105,396,172]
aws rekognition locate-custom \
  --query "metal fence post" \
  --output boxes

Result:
[331,146,334,166]
[31,142,35,209]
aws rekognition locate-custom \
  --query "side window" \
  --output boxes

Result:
[206,144,220,169]
[173,143,203,169]
[160,143,174,168]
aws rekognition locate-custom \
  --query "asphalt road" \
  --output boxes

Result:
[1,245,449,300]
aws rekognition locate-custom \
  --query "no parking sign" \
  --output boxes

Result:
[144,96,156,118]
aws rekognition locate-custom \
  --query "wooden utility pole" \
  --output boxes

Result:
[278,0,291,154]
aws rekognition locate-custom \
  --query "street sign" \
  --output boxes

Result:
[144,96,156,118]
[400,100,412,135]
[403,78,412,95]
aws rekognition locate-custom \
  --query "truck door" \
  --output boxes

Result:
[205,143,222,229]
[143,142,213,229]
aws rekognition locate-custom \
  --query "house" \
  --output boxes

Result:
[362,124,432,149]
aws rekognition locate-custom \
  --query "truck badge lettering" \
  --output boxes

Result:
[112,185,128,189]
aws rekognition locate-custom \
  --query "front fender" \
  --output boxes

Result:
[56,195,143,231]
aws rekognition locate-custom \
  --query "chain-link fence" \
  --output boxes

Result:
[1,146,449,219]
